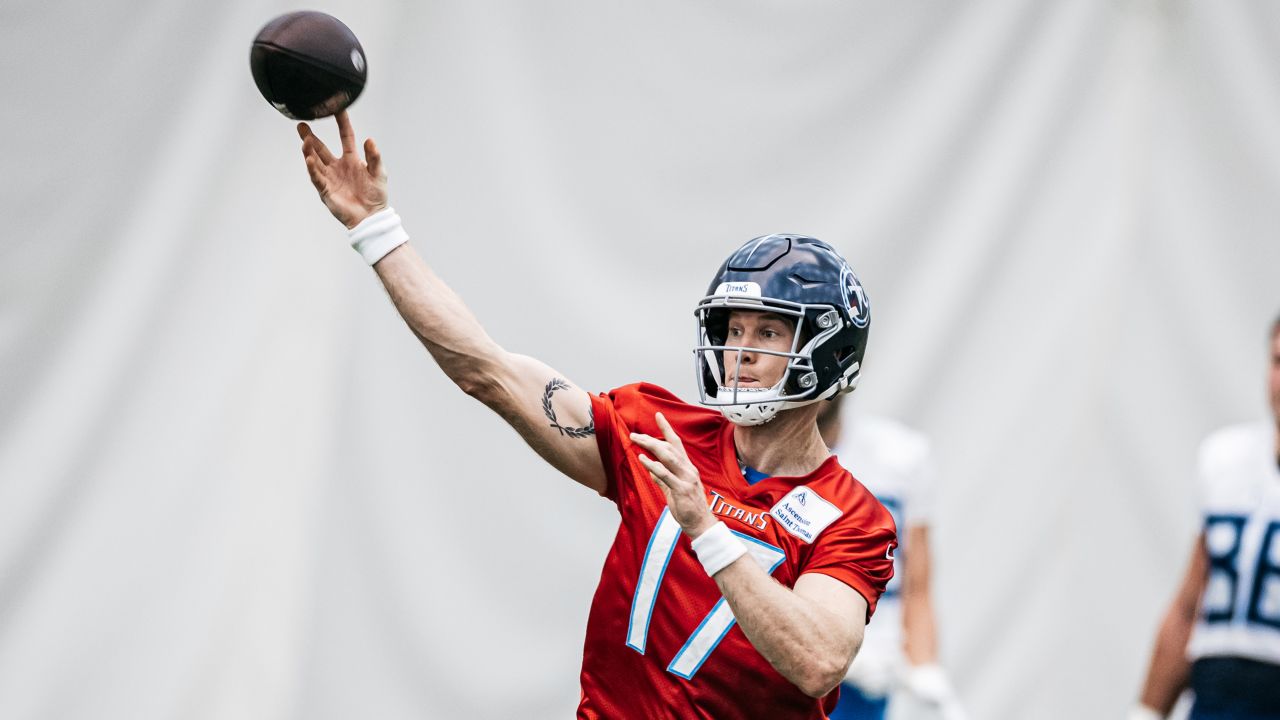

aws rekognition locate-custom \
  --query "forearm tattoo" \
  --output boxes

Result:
[542,378,595,439]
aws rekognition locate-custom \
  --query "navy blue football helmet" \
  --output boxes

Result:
[694,234,869,425]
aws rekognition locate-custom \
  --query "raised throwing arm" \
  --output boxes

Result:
[297,112,606,492]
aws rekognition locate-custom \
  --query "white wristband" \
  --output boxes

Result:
[904,663,956,704]
[690,521,747,577]
[347,207,409,265]
[1127,706,1163,720]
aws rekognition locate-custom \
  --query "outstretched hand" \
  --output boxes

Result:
[631,413,717,539]
[297,110,388,229]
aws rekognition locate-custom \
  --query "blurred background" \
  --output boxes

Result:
[5,0,1280,717]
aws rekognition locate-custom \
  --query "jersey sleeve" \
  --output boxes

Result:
[590,383,714,507]
[800,510,897,620]
[1194,424,1251,514]
[589,386,636,506]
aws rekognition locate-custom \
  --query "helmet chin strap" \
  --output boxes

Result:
[719,402,781,426]
[715,385,781,426]
[714,380,850,427]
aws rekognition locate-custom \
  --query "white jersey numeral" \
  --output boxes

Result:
[626,508,682,653]
[627,511,785,679]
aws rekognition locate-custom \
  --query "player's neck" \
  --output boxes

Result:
[818,416,841,449]
[733,405,830,477]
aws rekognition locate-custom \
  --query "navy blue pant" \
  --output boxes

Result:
[1189,657,1280,720]
[828,682,887,720]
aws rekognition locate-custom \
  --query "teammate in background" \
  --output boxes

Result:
[1132,315,1280,720]
[818,396,967,720]
[294,111,897,719]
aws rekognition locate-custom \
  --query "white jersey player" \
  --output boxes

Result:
[1133,316,1280,719]
[819,397,966,720]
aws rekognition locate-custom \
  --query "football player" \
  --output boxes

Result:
[1132,314,1280,719]
[818,397,966,720]
[296,112,897,719]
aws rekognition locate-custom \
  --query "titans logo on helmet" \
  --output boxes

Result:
[840,266,870,329]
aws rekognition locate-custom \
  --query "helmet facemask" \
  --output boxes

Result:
[693,296,856,426]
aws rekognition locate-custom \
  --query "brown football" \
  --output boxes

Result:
[250,11,366,120]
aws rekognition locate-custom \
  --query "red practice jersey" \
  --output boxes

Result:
[578,383,897,720]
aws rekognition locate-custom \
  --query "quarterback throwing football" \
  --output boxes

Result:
[296,112,897,719]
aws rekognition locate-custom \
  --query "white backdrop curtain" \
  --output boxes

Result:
[4,1,1280,718]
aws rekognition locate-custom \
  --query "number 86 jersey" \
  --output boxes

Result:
[1189,421,1280,665]
[578,384,897,720]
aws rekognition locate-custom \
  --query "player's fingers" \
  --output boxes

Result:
[636,454,671,487]
[365,138,383,178]
[630,433,677,466]
[629,431,656,452]
[304,158,325,189]
[297,122,319,153]
[636,453,661,475]
[305,155,328,193]
[311,135,338,165]
[336,110,357,155]
[639,462,681,508]
[653,481,674,507]
[300,133,336,166]
[644,469,676,505]
[654,413,685,452]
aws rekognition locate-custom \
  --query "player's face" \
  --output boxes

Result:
[1269,327,1280,426]
[724,310,796,389]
